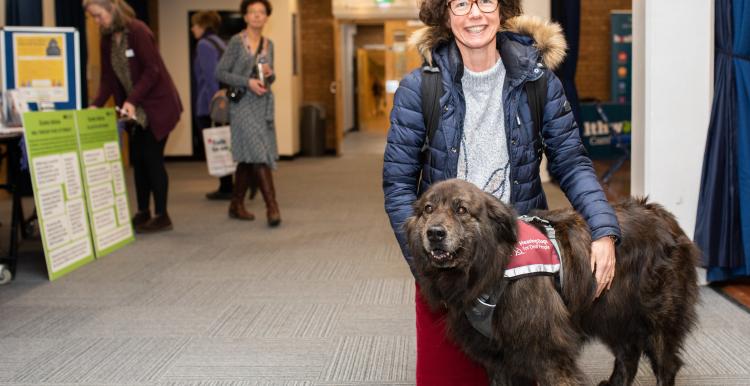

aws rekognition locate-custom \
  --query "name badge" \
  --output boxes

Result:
[125,49,134,58]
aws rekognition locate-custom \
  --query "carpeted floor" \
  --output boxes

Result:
[0,131,749,385]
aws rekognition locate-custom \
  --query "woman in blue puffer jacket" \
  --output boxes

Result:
[382,0,621,384]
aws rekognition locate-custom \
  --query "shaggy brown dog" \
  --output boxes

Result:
[405,179,700,386]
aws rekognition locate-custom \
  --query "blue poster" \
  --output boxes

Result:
[1,27,81,111]
[611,11,632,104]
[580,102,631,159]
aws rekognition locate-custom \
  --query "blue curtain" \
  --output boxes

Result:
[695,0,749,281]
[5,0,42,26]
[735,0,750,279]
[551,0,582,128]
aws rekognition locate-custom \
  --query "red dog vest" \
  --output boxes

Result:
[466,218,563,339]
[504,220,561,279]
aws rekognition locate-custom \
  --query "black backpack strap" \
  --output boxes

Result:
[525,69,548,148]
[420,61,443,163]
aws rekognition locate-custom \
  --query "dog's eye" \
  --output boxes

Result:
[424,204,433,214]
[456,206,467,215]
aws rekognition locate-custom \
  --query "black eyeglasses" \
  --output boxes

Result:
[447,0,499,16]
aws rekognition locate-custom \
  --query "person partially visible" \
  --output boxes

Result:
[191,10,236,201]
[85,0,183,233]
[216,0,280,227]
[383,0,621,383]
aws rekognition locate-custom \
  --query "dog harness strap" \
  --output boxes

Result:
[466,281,506,339]
[465,216,565,339]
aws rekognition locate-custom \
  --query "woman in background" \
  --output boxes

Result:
[85,0,182,233]
[191,10,236,201]
[216,0,280,227]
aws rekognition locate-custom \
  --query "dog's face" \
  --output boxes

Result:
[405,179,517,271]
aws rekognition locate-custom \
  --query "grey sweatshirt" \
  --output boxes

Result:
[457,57,510,203]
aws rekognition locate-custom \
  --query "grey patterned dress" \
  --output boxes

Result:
[215,33,277,167]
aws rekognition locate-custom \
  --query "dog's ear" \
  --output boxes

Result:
[484,194,517,245]
[403,210,424,261]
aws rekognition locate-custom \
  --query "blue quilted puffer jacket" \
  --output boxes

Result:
[383,16,621,275]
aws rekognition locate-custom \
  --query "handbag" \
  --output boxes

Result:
[226,86,246,102]
[209,89,230,125]
[206,34,247,104]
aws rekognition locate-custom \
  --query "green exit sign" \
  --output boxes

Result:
[376,0,394,5]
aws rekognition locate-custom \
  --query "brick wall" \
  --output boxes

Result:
[576,0,631,101]
[299,0,336,149]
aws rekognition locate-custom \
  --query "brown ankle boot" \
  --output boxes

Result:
[136,213,173,233]
[256,165,281,227]
[228,164,255,221]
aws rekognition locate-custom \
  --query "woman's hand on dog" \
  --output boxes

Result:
[591,236,616,298]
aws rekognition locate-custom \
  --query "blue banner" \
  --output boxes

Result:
[611,11,632,104]
[579,102,631,159]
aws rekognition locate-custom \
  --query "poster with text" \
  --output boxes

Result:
[76,109,134,257]
[23,111,94,280]
[13,33,68,103]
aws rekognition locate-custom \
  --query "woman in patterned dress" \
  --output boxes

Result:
[216,0,281,227]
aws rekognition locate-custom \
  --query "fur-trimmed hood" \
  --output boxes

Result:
[409,15,567,71]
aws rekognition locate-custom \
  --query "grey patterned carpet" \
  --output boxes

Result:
[1,131,749,385]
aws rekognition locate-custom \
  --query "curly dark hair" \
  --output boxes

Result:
[419,0,522,38]
[240,0,273,17]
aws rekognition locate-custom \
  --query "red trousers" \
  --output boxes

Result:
[415,284,489,386]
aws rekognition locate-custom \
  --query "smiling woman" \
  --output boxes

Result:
[383,0,622,383]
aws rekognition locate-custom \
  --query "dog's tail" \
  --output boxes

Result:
[633,197,693,247]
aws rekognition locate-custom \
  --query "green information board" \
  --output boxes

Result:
[76,109,134,256]
[23,111,94,280]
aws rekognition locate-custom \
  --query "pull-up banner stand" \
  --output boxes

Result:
[23,109,135,281]
[1,26,81,110]
[23,111,94,280]
[76,109,134,257]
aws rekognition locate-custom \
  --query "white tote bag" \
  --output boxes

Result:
[202,126,236,177]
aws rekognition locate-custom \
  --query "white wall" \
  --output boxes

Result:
[522,0,550,20]
[632,0,713,238]
[159,0,302,156]
[42,0,54,27]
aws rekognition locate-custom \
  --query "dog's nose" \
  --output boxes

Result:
[427,226,447,242]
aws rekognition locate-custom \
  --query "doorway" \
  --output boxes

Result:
[335,20,424,151]
[352,24,386,133]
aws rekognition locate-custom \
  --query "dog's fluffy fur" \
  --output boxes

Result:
[405,179,700,386]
